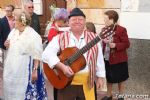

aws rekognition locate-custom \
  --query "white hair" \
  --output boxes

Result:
[23,0,33,7]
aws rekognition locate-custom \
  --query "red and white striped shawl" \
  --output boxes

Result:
[58,30,98,88]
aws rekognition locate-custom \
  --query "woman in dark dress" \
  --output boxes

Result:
[101,10,130,100]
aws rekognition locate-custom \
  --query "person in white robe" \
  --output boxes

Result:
[3,11,47,100]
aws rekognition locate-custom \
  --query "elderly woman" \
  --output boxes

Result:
[3,11,47,100]
[101,10,130,100]
[47,8,69,41]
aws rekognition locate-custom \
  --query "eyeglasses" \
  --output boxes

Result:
[28,6,34,9]
[5,10,12,12]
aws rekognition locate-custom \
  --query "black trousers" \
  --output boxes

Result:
[54,88,57,100]
[54,83,97,100]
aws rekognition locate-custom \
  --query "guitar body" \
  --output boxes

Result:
[43,47,86,89]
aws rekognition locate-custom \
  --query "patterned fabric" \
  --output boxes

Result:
[25,57,48,100]
[84,31,98,88]
[3,26,43,100]
[58,30,98,88]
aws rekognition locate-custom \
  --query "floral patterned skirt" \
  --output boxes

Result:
[25,57,48,100]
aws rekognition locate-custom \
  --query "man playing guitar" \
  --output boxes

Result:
[42,8,106,100]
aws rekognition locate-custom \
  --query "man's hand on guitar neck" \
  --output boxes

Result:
[56,62,74,77]
[102,38,116,49]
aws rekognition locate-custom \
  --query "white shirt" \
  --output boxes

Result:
[42,31,105,77]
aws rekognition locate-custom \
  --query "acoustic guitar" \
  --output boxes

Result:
[43,24,116,89]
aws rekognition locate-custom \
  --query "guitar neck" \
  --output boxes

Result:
[65,36,101,65]
[78,36,100,55]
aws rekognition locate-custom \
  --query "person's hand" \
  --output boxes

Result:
[31,69,38,83]
[56,62,74,77]
[96,77,105,89]
[109,42,116,48]
[102,38,110,44]
[4,40,10,49]
[62,65,74,77]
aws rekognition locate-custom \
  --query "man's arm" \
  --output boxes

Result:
[42,35,74,77]
[96,42,106,89]
[96,42,106,78]
[42,35,60,68]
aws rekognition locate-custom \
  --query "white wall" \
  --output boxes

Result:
[120,0,150,40]
[120,12,150,40]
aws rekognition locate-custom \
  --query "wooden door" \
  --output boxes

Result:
[39,0,66,38]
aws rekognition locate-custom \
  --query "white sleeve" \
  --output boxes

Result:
[96,41,106,78]
[42,35,60,69]
[30,33,43,60]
